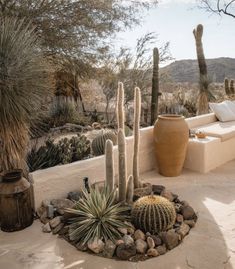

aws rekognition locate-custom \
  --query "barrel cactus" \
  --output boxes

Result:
[131,195,176,234]
[91,131,117,156]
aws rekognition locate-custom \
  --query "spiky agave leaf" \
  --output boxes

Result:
[65,186,131,244]
[0,17,52,173]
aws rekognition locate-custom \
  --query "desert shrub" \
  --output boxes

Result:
[49,97,78,127]
[65,186,130,244]
[73,113,92,126]
[159,92,197,118]
[27,135,90,172]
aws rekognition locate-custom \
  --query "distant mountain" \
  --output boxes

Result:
[161,57,235,83]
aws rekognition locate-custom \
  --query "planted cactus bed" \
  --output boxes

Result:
[36,83,197,261]
[37,183,197,262]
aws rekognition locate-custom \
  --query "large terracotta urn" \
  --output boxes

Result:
[153,115,189,177]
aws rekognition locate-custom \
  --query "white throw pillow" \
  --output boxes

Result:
[209,101,235,122]
[224,100,235,114]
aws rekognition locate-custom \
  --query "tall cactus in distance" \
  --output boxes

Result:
[230,79,235,94]
[133,87,141,188]
[117,82,125,131]
[225,78,230,95]
[118,129,127,203]
[150,47,161,125]
[224,78,235,95]
[105,139,114,192]
[193,24,210,115]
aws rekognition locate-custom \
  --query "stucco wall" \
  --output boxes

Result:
[32,126,157,208]
[32,113,219,208]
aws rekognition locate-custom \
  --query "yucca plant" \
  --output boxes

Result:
[0,17,51,173]
[65,186,131,244]
[49,96,78,127]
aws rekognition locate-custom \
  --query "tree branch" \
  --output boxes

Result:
[199,0,235,19]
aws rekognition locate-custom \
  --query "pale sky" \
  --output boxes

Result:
[116,0,235,63]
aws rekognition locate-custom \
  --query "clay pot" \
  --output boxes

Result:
[153,115,189,177]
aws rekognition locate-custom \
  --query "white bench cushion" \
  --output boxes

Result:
[196,121,235,142]
[209,101,235,122]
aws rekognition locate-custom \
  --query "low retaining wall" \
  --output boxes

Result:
[32,114,219,208]
[32,126,157,208]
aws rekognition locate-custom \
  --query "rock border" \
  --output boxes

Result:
[37,184,197,262]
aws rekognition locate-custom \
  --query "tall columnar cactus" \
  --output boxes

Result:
[230,79,235,94]
[133,87,141,189]
[151,47,161,125]
[126,175,134,204]
[105,139,114,192]
[118,129,127,203]
[131,195,176,234]
[224,78,230,95]
[193,24,209,115]
[117,82,125,131]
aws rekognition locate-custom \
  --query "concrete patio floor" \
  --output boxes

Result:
[0,160,235,269]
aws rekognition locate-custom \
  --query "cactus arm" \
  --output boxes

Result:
[118,129,127,203]
[230,79,234,94]
[133,87,141,189]
[224,78,230,95]
[193,24,208,77]
[150,47,160,125]
[117,82,125,131]
[105,139,114,192]
[126,175,134,204]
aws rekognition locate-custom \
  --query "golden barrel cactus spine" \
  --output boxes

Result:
[131,195,176,234]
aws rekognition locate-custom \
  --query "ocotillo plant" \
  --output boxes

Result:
[105,139,114,192]
[224,78,230,95]
[133,87,141,188]
[193,24,210,115]
[126,175,134,204]
[117,82,125,131]
[151,47,161,125]
[118,129,127,203]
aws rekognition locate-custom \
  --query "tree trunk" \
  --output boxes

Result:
[193,24,209,115]
[105,98,110,123]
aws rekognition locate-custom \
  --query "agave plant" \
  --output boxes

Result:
[0,17,51,173]
[66,186,130,244]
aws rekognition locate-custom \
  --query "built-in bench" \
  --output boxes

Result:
[184,113,235,173]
